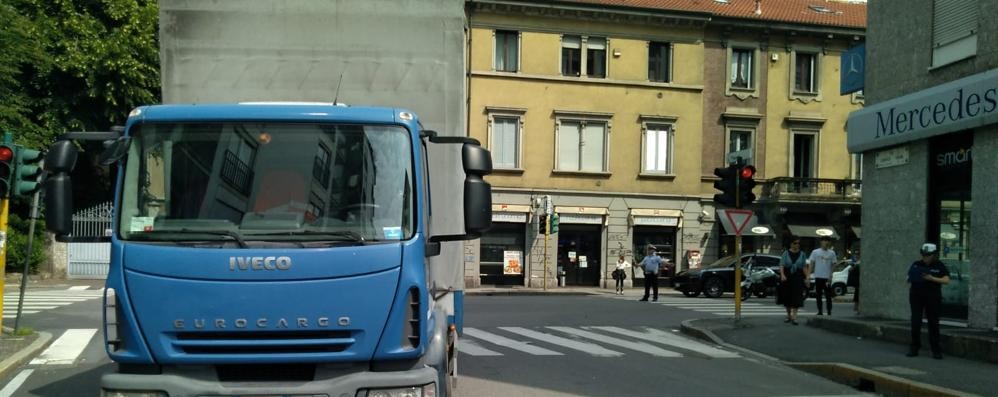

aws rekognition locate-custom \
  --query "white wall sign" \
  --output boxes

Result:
[558,213,603,224]
[633,216,680,226]
[875,147,909,169]
[503,251,523,275]
[492,212,527,223]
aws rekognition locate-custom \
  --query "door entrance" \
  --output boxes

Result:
[557,224,602,286]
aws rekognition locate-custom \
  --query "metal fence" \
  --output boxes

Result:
[67,202,113,279]
[761,178,862,202]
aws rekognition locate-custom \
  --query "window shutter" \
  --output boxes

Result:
[933,0,978,47]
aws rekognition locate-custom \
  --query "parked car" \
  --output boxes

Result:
[672,253,782,298]
[808,259,854,296]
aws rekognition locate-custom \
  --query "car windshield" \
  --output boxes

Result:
[703,256,737,269]
[118,122,414,244]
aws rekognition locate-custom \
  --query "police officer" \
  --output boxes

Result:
[906,243,950,359]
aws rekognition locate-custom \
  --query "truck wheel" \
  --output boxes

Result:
[703,278,724,298]
[440,328,456,397]
[833,283,847,297]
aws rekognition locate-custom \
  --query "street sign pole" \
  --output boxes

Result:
[0,131,11,326]
[722,206,753,323]
[734,159,742,321]
[13,186,40,332]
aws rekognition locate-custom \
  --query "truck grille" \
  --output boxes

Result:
[173,330,354,355]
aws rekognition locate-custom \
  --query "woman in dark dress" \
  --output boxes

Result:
[779,237,810,325]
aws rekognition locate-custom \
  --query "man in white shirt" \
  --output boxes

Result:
[808,236,838,315]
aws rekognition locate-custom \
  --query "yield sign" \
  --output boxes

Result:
[722,209,754,236]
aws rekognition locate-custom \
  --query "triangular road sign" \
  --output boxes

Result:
[723,209,754,236]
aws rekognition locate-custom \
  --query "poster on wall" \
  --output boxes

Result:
[579,255,588,268]
[503,251,523,275]
[687,250,702,269]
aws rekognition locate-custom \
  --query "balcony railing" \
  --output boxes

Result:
[760,177,861,203]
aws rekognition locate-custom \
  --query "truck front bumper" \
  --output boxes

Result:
[100,364,438,397]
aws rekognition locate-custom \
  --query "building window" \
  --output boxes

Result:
[586,37,607,78]
[794,52,818,94]
[313,143,331,189]
[562,35,582,76]
[791,131,818,178]
[306,192,324,222]
[562,35,607,78]
[932,0,979,68]
[730,48,754,89]
[490,115,521,169]
[557,119,608,172]
[728,129,753,155]
[642,123,674,174]
[220,134,256,195]
[648,42,671,82]
[494,30,519,72]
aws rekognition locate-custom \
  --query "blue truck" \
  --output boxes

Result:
[44,103,491,396]
[41,1,485,395]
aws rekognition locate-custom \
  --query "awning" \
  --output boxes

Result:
[555,206,608,225]
[555,206,608,215]
[630,209,683,227]
[787,224,839,239]
[715,210,772,236]
[491,204,530,223]
[851,226,861,239]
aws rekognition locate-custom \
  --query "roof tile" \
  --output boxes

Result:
[563,0,867,29]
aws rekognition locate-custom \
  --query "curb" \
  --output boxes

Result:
[679,319,979,397]
[464,290,599,296]
[0,330,53,381]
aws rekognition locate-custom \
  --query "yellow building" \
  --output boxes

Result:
[465,0,866,289]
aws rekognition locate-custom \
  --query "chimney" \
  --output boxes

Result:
[755,0,762,15]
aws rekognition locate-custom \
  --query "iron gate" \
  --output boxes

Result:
[67,202,113,279]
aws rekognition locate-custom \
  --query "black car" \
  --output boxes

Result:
[671,253,782,298]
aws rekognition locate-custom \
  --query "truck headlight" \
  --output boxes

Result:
[100,390,167,397]
[367,383,436,397]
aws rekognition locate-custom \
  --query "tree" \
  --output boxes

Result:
[1,0,161,209]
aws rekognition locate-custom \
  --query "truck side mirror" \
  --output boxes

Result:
[43,140,79,238]
[462,143,492,236]
[98,136,131,165]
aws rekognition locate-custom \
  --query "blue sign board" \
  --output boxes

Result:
[840,43,865,95]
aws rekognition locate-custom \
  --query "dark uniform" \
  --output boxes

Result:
[906,259,949,356]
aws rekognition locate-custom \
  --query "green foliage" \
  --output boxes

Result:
[14,327,35,337]
[0,0,161,147]
[5,213,47,274]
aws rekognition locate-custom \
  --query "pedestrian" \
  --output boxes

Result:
[779,237,809,325]
[638,246,663,302]
[906,243,950,359]
[807,236,838,316]
[847,250,861,314]
[613,255,630,295]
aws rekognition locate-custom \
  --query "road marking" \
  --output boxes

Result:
[0,369,34,397]
[459,339,503,356]
[592,326,740,358]
[29,329,98,365]
[546,326,682,357]
[464,328,563,356]
[2,311,39,318]
[499,327,624,357]
[67,286,91,290]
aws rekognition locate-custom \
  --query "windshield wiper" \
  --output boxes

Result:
[177,228,249,248]
[253,230,366,243]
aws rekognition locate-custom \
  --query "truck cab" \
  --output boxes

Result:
[43,103,492,397]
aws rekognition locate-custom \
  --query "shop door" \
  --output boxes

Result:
[558,224,602,286]
[479,223,527,286]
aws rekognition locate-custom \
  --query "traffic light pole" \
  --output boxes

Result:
[0,197,8,325]
[13,187,40,332]
[543,216,549,291]
[734,162,742,322]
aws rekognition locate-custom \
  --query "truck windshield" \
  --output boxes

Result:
[118,122,414,244]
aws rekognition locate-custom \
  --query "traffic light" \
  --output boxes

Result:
[550,213,559,234]
[739,165,757,207]
[713,165,738,207]
[14,146,43,196]
[0,145,14,198]
[539,214,548,234]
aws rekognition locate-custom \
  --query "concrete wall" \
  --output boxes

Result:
[858,141,930,320]
[968,128,997,329]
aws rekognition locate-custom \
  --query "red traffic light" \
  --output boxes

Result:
[740,165,756,179]
[0,146,12,162]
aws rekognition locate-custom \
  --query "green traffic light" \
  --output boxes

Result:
[14,145,43,196]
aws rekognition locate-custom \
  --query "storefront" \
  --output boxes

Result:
[479,205,529,286]
[630,209,681,278]
[555,207,605,287]
[847,68,997,328]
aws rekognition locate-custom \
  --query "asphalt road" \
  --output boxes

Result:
[1,287,862,397]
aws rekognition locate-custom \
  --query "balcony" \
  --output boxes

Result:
[760,177,861,203]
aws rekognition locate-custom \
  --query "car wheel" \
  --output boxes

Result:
[683,290,701,298]
[833,283,847,297]
[703,278,724,298]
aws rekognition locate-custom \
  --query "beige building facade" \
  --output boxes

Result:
[464,0,866,289]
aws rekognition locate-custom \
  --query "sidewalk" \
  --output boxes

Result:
[681,314,998,397]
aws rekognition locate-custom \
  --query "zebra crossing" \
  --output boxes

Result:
[606,294,814,317]
[2,287,103,319]
[460,325,739,359]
